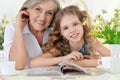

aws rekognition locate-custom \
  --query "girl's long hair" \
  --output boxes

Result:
[42,5,96,56]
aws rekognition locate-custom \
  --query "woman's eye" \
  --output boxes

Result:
[46,12,54,16]
[35,8,41,11]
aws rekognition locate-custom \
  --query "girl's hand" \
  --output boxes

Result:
[16,10,29,30]
[64,51,83,61]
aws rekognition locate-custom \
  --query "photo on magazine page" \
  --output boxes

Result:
[58,61,89,75]
[27,66,62,76]
[59,61,107,76]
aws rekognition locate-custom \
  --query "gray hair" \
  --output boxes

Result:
[20,0,60,13]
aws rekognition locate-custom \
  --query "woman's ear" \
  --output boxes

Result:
[21,9,29,19]
[20,7,27,11]
[27,8,30,13]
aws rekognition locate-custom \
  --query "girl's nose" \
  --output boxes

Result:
[70,27,76,33]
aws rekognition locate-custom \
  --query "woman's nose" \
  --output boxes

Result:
[39,12,46,21]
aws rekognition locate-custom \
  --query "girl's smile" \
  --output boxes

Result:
[70,33,79,39]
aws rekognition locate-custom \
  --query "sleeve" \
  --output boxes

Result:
[2,22,15,61]
[43,28,53,44]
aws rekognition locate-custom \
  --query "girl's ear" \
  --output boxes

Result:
[60,32,63,37]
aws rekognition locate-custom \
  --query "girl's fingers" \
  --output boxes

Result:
[66,51,84,61]
[71,56,77,61]
[71,52,83,61]
[76,53,83,60]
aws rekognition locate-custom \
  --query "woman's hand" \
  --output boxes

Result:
[16,10,29,30]
[64,51,83,61]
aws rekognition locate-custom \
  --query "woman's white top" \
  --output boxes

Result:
[3,22,52,68]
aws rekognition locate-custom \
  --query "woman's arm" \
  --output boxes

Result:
[9,27,28,70]
[9,10,29,70]
[30,52,66,68]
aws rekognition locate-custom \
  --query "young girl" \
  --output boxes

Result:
[30,5,111,68]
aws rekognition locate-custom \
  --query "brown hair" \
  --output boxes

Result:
[42,5,96,56]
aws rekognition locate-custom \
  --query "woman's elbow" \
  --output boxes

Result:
[29,59,39,68]
[15,61,26,70]
[29,60,34,68]
[15,64,25,70]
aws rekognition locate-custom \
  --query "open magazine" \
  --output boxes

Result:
[59,61,107,76]
[59,61,88,75]
[27,61,89,76]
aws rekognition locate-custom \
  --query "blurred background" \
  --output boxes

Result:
[0,0,120,49]
[0,0,119,21]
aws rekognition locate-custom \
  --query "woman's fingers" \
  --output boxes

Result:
[15,10,29,30]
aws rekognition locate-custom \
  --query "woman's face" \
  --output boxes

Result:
[60,14,84,43]
[27,1,57,32]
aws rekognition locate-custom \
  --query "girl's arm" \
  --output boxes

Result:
[73,58,99,67]
[95,39,111,56]
[30,51,83,68]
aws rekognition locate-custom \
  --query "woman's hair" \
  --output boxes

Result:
[42,5,96,56]
[20,0,60,27]
[20,0,60,13]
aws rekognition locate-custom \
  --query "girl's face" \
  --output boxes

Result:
[60,14,84,43]
[27,1,57,32]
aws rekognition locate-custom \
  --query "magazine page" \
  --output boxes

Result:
[27,62,106,76]
[59,61,107,76]
[27,66,62,76]
[59,61,88,75]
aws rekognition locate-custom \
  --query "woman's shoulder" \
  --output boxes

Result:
[7,21,16,26]
[45,28,53,32]
[44,28,53,35]
[5,21,16,31]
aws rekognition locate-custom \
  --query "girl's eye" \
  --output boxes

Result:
[63,26,68,30]
[73,23,78,26]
